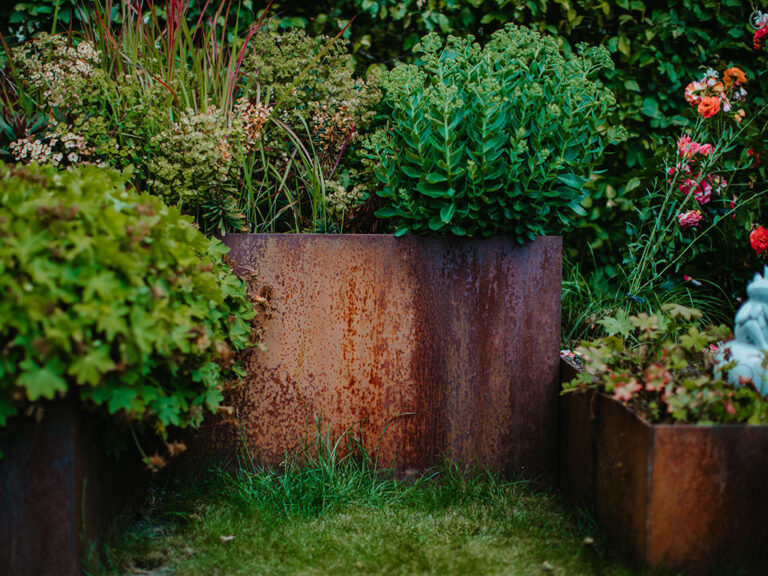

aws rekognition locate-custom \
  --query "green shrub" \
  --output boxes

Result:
[564,304,768,424]
[368,25,620,239]
[0,162,255,436]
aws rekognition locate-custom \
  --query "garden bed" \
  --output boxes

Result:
[559,361,768,573]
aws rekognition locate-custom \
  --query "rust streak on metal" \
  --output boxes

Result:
[223,234,561,479]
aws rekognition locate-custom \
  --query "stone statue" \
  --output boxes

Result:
[715,267,768,396]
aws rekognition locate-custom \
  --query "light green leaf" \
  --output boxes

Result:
[19,361,68,401]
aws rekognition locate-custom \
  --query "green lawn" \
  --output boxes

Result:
[95,457,650,576]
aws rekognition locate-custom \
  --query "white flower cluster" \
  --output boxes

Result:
[13,34,102,108]
[703,68,719,87]
[10,130,101,167]
[325,180,365,221]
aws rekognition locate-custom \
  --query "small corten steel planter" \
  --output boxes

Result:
[223,234,562,479]
[559,361,768,574]
[0,399,144,576]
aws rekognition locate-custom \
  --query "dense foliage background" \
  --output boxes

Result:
[5,1,763,265]
[2,0,767,336]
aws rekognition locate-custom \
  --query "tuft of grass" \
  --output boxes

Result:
[222,420,405,518]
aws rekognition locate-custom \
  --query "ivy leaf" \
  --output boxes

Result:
[192,362,220,387]
[83,271,122,300]
[630,312,658,333]
[680,327,711,352]
[19,360,68,401]
[205,387,223,410]
[97,305,129,340]
[0,396,17,426]
[598,311,633,337]
[661,303,702,321]
[107,387,138,414]
[152,396,182,427]
[67,345,116,386]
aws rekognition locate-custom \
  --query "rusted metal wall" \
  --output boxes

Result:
[0,400,144,576]
[650,424,768,571]
[0,400,81,576]
[560,388,768,573]
[224,234,562,479]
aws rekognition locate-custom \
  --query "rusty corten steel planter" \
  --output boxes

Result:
[559,366,768,574]
[0,399,144,576]
[224,234,562,479]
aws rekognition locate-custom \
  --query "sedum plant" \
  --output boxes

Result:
[368,25,621,239]
[563,304,768,424]
[0,162,255,439]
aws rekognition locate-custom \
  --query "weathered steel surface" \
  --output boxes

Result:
[650,424,768,571]
[557,365,594,506]
[0,399,144,576]
[593,394,651,566]
[560,387,768,574]
[225,234,562,478]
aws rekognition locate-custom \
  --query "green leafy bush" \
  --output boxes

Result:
[563,305,768,424]
[0,162,255,434]
[6,1,766,241]
[1,5,380,235]
[368,25,620,239]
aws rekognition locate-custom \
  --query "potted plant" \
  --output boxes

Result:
[560,304,768,573]
[0,163,255,576]
[0,3,619,479]
[223,25,621,478]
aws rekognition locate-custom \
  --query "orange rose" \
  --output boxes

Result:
[697,96,721,119]
[723,67,747,87]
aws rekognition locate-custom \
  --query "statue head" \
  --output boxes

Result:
[746,266,768,301]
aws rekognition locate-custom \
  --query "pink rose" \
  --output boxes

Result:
[678,210,703,229]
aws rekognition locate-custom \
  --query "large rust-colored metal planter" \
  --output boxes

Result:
[223,234,562,479]
[0,399,144,576]
[560,364,768,574]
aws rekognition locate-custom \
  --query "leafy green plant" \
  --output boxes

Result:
[0,2,380,235]
[6,1,767,248]
[368,25,621,240]
[564,304,768,424]
[0,162,255,442]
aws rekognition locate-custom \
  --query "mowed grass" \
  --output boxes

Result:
[96,432,647,576]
